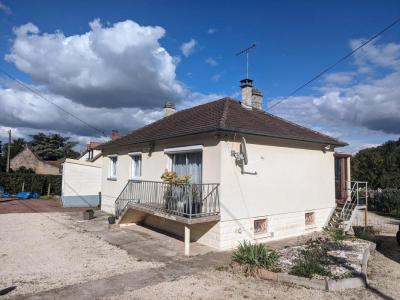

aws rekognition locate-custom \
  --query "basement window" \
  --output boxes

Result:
[254,219,268,235]
[305,212,316,226]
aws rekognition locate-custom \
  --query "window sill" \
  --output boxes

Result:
[131,178,142,182]
[305,225,317,230]
[107,177,117,181]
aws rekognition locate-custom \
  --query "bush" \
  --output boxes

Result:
[353,226,377,242]
[232,241,280,272]
[368,189,400,218]
[290,238,331,278]
[326,228,345,242]
[0,172,61,196]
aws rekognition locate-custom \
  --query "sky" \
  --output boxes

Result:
[0,0,399,153]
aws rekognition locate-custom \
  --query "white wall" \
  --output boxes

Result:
[62,159,102,207]
[217,135,337,248]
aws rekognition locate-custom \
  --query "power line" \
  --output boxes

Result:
[0,69,108,137]
[267,16,400,111]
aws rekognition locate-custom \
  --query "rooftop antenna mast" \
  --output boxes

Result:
[236,43,256,78]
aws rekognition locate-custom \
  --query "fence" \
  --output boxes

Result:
[0,172,62,196]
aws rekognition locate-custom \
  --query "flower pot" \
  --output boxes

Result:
[83,209,94,220]
[108,216,116,224]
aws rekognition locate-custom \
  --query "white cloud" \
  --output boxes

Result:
[0,1,11,15]
[180,38,197,57]
[6,19,185,109]
[211,74,221,81]
[207,28,216,34]
[324,72,355,85]
[205,57,218,66]
[269,40,400,152]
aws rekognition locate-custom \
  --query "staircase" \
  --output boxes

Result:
[328,181,368,232]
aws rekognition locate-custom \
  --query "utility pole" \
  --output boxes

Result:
[6,129,11,173]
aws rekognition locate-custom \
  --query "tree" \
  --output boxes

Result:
[29,133,79,160]
[0,138,27,172]
[352,138,400,189]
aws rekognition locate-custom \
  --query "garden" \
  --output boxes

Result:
[230,228,376,291]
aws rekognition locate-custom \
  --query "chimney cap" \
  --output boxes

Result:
[240,78,253,88]
[164,101,175,109]
[252,88,262,96]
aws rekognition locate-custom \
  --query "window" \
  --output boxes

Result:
[305,212,315,226]
[254,219,268,235]
[171,152,202,183]
[130,153,142,179]
[108,156,117,179]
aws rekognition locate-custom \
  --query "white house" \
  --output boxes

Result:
[96,78,361,254]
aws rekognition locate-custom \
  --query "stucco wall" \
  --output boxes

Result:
[217,135,336,248]
[61,159,102,207]
[100,134,221,215]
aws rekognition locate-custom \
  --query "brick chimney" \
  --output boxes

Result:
[240,79,253,109]
[251,88,263,110]
[163,101,176,117]
[240,79,263,110]
[111,130,121,141]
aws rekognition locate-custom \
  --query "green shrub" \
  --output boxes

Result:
[354,226,376,242]
[328,228,345,241]
[290,238,331,278]
[0,172,61,195]
[368,189,400,218]
[232,241,280,271]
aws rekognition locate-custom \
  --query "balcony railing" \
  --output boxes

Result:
[115,180,220,222]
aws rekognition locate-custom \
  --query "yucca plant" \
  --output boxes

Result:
[232,241,280,271]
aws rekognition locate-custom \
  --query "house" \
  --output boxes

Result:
[10,147,63,175]
[79,141,102,163]
[96,78,364,255]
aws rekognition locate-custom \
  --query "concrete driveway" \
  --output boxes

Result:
[1,208,399,299]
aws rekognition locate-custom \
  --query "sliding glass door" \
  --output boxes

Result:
[171,152,202,184]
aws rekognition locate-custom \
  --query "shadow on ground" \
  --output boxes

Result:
[376,234,400,264]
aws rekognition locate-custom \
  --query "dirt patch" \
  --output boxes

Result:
[0,213,162,298]
[0,199,88,214]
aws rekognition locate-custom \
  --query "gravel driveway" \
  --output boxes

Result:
[0,212,161,298]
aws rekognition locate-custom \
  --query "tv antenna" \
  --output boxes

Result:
[236,43,256,79]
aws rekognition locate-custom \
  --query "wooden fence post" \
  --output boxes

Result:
[47,182,51,197]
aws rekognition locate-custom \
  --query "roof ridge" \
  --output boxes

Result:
[260,109,346,145]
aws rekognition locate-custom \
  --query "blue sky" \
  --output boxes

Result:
[0,0,399,152]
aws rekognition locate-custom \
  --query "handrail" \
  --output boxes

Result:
[115,180,220,219]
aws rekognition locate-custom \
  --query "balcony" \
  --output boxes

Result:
[115,180,220,225]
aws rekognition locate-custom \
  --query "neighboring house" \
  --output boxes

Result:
[79,141,102,163]
[96,78,364,254]
[10,147,63,175]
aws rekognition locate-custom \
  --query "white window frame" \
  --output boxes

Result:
[164,145,203,172]
[129,152,142,180]
[108,154,118,180]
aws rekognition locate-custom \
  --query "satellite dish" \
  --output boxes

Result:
[240,137,248,165]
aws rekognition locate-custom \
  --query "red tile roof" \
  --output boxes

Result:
[98,98,347,149]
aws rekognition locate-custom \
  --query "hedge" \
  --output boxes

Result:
[0,172,62,196]
[368,189,400,218]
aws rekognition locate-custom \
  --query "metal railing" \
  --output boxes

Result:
[115,180,220,220]
[340,181,368,231]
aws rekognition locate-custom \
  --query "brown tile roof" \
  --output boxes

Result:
[98,97,347,149]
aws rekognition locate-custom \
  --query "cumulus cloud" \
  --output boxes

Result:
[205,57,218,66]
[180,38,197,57]
[270,39,400,147]
[6,19,185,109]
